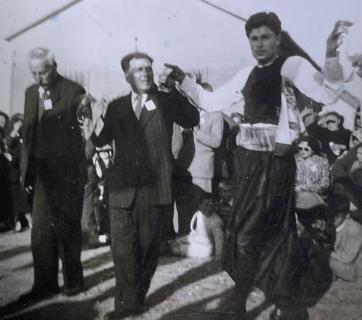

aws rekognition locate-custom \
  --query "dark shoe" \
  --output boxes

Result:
[103,310,131,320]
[18,287,60,304]
[63,284,84,296]
[270,307,309,320]
[0,222,11,233]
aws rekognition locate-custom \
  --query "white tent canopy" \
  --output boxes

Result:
[1,0,362,114]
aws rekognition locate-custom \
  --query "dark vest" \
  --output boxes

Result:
[242,56,287,125]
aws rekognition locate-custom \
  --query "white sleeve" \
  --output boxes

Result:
[179,66,253,113]
[281,56,344,105]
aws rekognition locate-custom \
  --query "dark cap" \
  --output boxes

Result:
[245,12,281,37]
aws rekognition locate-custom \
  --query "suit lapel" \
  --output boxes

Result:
[120,94,139,133]
[48,76,61,105]
[138,94,158,130]
[27,87,39,125]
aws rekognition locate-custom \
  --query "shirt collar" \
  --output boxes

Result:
[131,90,148,109]
[256,55,279,68]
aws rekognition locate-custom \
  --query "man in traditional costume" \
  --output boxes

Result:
[163,12,346,320]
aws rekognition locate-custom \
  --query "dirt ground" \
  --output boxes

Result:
[1,227,362,320]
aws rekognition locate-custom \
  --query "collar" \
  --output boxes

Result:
[256,55,279,68]
[131,91,148,110]
[38,86,50,97]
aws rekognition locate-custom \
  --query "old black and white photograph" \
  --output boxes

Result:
[1,0,362,319]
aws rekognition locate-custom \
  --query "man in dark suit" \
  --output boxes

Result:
[20,47,86,300]
[90,52,199,319]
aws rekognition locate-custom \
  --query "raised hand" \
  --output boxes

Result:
[326,20,353,57]
[162,63,186,84]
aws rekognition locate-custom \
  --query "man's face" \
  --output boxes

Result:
[219,185,233,202]
[325,115,340,132]
[301,108,317,127]
[29,59,57,89]
[126,58,154,94]
[248,26,280,65]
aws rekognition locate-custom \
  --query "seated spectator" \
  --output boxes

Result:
[216,179,233,226]
[314,111,352,164]
[169,192,224,259]
[295,137,330,233]
[349,128,362,149]
[329,198,362,282]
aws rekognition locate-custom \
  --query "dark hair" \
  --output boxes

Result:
[199,192,216,208]
[245,12,281,37]
[120,52,153,73]
[298,136,322,155]
[325,111,345,128]
[10,113,24,124]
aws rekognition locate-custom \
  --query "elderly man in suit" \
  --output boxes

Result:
[20,47,86,301]
[89,52,199,319]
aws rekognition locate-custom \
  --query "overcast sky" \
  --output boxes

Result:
[1,0,362,113]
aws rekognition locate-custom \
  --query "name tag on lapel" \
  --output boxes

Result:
[44,99,53,110]
[145,100,157,111]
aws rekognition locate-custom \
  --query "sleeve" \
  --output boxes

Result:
[194,113,224,149]
[179,66,253,113]
[281,56,344,105]
[331,222,362,264]
[167,90,200,128]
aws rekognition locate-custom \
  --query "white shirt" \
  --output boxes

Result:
[131,91,148,113]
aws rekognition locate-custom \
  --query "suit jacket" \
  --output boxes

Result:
[92,87,199,208]
[21,75,86,189]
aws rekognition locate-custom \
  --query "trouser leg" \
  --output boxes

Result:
[31,176,59,293]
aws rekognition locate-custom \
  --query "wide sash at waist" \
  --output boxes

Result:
[236,123,277,151]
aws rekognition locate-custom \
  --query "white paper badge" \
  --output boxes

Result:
[145,100,157,111]
[44,99,53,110]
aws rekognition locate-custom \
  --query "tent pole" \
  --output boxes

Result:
[5,0,85,41]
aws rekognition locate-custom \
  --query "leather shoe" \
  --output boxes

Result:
[18,287,60,304]
[103,310,131,320]
[270,307,309,320]
[63,285,84,296]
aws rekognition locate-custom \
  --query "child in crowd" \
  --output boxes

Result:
[216,179,233,227]
[169,192,224,259]
[329,196,362,282]
[93,144,113,244]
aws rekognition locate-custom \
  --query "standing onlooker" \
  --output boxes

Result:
[5,113,30,231]
[0,113,12,232]
[20,47,86,300]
